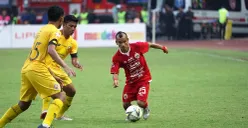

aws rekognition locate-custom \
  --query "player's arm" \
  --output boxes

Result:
[148,42,168,54]
[71,53,83,71]
[112,73,119,88]
[48,32,76,76]
[48,40,68,68]
[110,58,120,88]
[70,40,83,71]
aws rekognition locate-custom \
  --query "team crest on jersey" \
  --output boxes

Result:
[123,93,128,100]
[54,84,60,90]
[134,52,140,59]
[55,32,61,37]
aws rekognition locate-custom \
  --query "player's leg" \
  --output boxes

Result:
[122,85,136,110]
[136,82,150,120]
[56,82,76,120]
[25,70,65,128]
[0,73,37,127]
[40,97,52,119]
[122,85,137,120]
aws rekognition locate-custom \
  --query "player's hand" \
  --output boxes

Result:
[162,46,168,54]
[64,66,76,77]
[72,61,83,71]
[54,76,63,87]
[113,80,119,88]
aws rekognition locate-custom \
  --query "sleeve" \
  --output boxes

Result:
[70,39,78,54]
[136,42,150,54]
[110,56,120,74]
[49,29,61,46]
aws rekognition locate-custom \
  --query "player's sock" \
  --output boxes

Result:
[42,97,52,112]
[0,104,23,127]
[42,99,63,127]
[56,96,73,118]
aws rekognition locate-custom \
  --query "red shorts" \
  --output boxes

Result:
[122,82,150,103]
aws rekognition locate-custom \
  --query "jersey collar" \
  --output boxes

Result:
[119,45,131,56]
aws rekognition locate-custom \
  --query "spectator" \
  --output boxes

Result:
[160,5,175,40]
[112,4,121,23]
[185,7,194,39]
[176,7,186,40]
[42,11,48,24]
[125,7,136,23]
[79,8,89,24]
[117,7,126,24]
[21,9,31,24]
[29,9,36,24]
[141,6,148,24]
[0,9,11,25]
[218,6,229,40]
[72,9,79,19]
[88,9,97,23]
[134,12,142,23]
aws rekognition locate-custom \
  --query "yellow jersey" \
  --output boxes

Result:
[22,24,61,73]
[49,35,78,68]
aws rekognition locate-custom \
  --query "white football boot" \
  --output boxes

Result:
[143,107,150,120]
[55,115,73,121]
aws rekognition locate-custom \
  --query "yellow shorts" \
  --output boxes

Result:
[20,70,61,102]
[50,65,72,86]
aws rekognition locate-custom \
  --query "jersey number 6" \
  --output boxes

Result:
[29,42,41,61]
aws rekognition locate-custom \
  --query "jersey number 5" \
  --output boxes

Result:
[29,42,41,61]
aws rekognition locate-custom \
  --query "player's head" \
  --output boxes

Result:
[63,15,78,36]
[47,5,64,28]
[115,31,129,51]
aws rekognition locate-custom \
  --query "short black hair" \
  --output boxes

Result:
[115,31,128,39]
[47,5,64,22]
[64,15,78,23]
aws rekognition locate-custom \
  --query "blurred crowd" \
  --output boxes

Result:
[156,5,194,40]
[0,3,223,40]
[0,5,148,25]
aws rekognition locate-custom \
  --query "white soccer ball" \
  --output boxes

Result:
[125,105,143,122]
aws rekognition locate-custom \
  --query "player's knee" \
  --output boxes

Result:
[123,102,131,110]
[51,92,66,102]
[18,101,31,111]
[64,84,76,97]
[68,86,76,97]
[137,100,146,108]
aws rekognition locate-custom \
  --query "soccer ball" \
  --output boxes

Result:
[125,105,142,122]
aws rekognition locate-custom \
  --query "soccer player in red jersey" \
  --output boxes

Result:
[110,31,168,120]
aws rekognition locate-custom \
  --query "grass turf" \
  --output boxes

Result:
[0,47,248,128]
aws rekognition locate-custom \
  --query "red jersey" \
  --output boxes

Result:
[111,42,151,85]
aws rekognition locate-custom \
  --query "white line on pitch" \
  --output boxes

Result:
[188,51,248,62]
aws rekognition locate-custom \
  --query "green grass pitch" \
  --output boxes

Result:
[0,47,248,128]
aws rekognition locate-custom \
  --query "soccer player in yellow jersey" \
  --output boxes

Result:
[0,6,76,128]
[40,15,82,121]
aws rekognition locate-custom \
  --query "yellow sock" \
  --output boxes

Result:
[42,97,52,112]
[0,104,23,127]
[56,96,73,118]
[43,99,63,127]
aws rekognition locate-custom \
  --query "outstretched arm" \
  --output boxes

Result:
[148,42,168,54]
